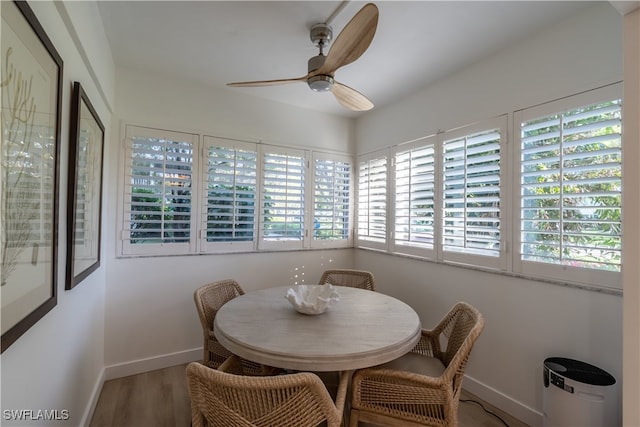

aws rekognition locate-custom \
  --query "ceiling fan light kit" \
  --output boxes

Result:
[227,3,378,112]
[308,75,334,92]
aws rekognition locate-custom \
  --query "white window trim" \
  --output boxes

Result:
[512,83,622,291]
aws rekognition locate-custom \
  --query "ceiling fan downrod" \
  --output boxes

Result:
[308,23,334,92]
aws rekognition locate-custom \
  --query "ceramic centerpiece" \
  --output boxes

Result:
[285,284,340,315]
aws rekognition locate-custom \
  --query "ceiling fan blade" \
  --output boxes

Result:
[315,3,378,76]
[227,76,307,87]
[331,81,374,111]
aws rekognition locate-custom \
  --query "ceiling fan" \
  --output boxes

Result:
[227,3,378,112]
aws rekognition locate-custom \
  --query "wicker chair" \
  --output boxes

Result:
[186,356,348,427]
[319,269,376,291]
[193,279,265,375]
[349,302,485,427]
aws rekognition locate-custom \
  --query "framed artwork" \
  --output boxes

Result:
[66,82,105,290]
[1,1,63,353]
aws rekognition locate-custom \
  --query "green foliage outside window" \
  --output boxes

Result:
[521,100,622,271]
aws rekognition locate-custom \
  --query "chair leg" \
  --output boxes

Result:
[349,409,359,427]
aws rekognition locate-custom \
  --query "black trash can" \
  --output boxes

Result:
[542,357,617,427]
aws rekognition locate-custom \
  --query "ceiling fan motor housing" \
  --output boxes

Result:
[308,55,326,73]
[307,54,333,92]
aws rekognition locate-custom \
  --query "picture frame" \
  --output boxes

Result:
[1,1,63,352]
[66,82,105,290]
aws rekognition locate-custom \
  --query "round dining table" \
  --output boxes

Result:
[214,285,422,372]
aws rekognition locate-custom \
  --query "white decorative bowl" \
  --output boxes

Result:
[285,284,340,315]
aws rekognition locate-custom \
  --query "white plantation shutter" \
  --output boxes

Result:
[357,151,388,250]
[122,126,197,255]
[312,153,352,247]
[441,118,505,269]
[260,147,306,249]
[118,125,354,256]
[516,85,622,289]
[201,137,257,252]
[393,138,436,257]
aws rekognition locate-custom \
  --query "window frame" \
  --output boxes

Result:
[199,136,258,254]
[118,125,354,257]
[390,135,438,259]
[258,145,308,251]
[310,151,354,249]
[512,83,622,290]
[355,149,390,252]
[119,125,199,257]
[438,116,508,271]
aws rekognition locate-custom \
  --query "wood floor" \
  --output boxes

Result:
[89,363,529,427]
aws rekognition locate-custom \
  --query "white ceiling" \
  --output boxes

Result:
[97,1,599,118]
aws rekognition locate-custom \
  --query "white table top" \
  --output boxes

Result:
[214,286,422,372]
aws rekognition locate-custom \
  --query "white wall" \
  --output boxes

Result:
[622,6,640,427]
[354,3,624,426]
[357,3,622,151]
[102,67,356,374]
[0,1,114,426]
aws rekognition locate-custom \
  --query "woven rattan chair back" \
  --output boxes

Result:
[319,269,376,291]
[438,302,481,368]
[350,302,485,427]
[186,357,346,427]
[193,279,245,369]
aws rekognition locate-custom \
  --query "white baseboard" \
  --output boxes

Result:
[464,374,543,427]
[81,348,201,426]
[103,348,202,381]
[80,367,106,427]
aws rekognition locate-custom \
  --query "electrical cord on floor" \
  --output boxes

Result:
[460,399,511,427]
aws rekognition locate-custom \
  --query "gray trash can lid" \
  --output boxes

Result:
[544,357,615,386]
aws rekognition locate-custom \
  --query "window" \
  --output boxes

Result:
[200,136,257,253]
[259,147,306,250]
[356,150,388,250]
[355,85,621,290]
[383,117,506,269]
[120,126,353,256]
[121,125,197,256]
[515,84,622,289]
[312,153,352,248]
[441,118,505,269]
[392,137,436,258]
